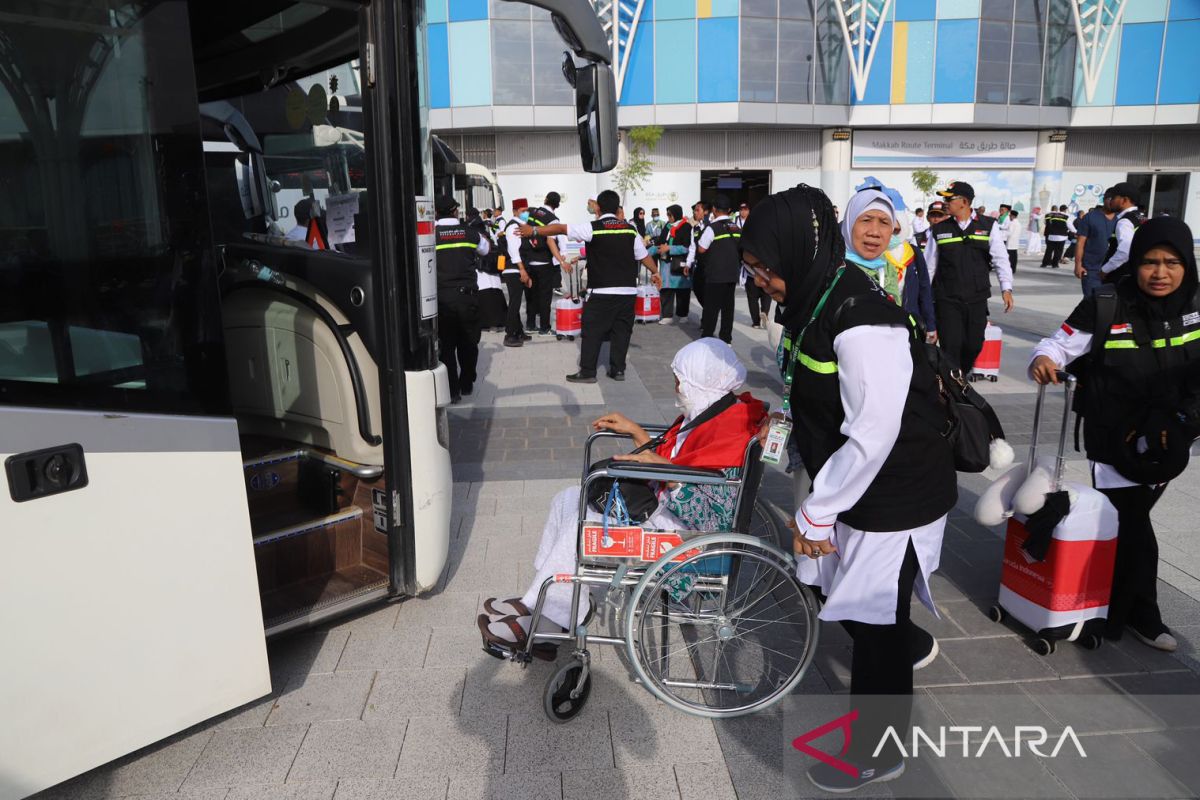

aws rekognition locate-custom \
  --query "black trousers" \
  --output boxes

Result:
[1098,483,1169,640]
[525,262,554,331]
[1041,239,1066,267]
[436,292,481,397]
[838,539,920,766]
[579,293,635,375]
[700,281,736,343]
[935,296,989,373]
[1007,248,1018,276]
[745,280,771,323]
[660,287,691,319]
[502,272,526,337]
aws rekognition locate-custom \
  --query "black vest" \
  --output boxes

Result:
[1104,207,1146,266]
[1077,286,1200,469]
[702,218,742,283]
[585,217,640,290]
[526,206,558,263]
[930,215,996,303]
[434,222,480,292]
[1044,212,1070,237]
[662,220,692,265]
[790,266,957,531]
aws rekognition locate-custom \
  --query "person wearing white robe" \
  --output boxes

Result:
[742,185,958,793]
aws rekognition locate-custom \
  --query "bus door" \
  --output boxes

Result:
[0,4,270,798]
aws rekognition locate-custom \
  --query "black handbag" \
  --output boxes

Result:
[924,343,1005,473]
[586,393,738,522]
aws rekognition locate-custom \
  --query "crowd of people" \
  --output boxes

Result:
[440,177,1197,793]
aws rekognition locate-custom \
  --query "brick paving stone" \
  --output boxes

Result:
[363,668,467,719]
[561,765,680,800]
[183,725,309,788]
[287,720,409,782]
[226,782,337,800]
[938,636,1058,683]
[266,672,377,726]
[395,715,506,778]
[1039,733,1191,799]
[332,775,449,800]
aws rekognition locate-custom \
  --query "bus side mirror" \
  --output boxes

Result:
[570,57,618,173]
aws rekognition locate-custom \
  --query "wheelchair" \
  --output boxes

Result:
[485,423,821,723]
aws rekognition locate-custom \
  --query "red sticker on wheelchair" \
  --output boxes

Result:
[582,525,644,559]
[642,532,701,562]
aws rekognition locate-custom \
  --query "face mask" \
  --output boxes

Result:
[518,211,530,223]
[888,234,903,249]
[675,388,696,418]
[652,214,659,220]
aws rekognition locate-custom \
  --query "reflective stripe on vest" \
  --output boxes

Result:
[710,232,742,242]
[435,242,478,251]
[591,229,637,235]
[1105,329,1200,349]
[799,352,838,374]
[936,234,990,244]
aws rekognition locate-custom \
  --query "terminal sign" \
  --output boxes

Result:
[852,130,1037,169]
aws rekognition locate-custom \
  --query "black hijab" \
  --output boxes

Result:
[738,184,844,331]
[1118,216,1197,321]
[633,206,646,236]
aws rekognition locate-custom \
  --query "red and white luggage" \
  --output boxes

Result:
[988,376,1118,655]
[554,266,583,341]
[635,266,661,324]
[970,322,1002,382]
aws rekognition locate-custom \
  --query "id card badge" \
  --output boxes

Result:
[760,417,792,464]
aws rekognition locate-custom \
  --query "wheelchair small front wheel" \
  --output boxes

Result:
[543,659,592,723]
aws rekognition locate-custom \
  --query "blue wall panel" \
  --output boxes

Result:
[448,0,487,21]
[859,22,893,104]
[427,23,451,108]
[656,0,695,19]
[655,19,697,102]
[1169,0,1200,19]
[904,20,936,103]
[1116,23,1164,105]
[1124,0,1168,22]
[934,18,978,102]
[697,18,738,101]
[427,0,448,24]
[448,21,492,106]
[622,9,656,105]
[895,0,936,20]
[1160,20,1200,103]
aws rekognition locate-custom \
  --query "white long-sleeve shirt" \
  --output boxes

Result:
[564,213,651,296]
[1100,207,1139,276]
[925,214,1014,293]
[793,325,912,540]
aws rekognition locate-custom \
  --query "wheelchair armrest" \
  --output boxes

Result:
[598,462,730,485]
[582,424,673,476]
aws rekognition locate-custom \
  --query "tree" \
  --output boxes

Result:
[911,168,940,207]
[613,125,663,204]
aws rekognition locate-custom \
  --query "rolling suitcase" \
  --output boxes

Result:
[554,266,583,341]
[970,321,1002,382]
[635,266,661,324]
[988,375,1119,655]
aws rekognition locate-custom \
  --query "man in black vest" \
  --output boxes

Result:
[519,190,661,383]
[526,192,567,331]
[696,195,742,343]
[501,198,535,347]
[1040,205,1070,268]
[925,181,1016,373]
[434,195,490,403]
[1100,182,1145,284]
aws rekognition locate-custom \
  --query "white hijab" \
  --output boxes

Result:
[671,338,746,424]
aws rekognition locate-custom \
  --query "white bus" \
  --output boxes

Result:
[0,1,615,797]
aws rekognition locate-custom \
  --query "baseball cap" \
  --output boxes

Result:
[936,181,975,202]
[927,201,948,216]
[713,193,732,211]
[435,194,459,217]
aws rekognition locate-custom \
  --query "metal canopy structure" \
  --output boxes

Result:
[833,0,894,103]
[1070,0,1129,103]
[590,0,646,101]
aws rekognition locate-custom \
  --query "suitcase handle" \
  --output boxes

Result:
[1027,371,1076,491]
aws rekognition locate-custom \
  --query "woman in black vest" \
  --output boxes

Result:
[740,185,957,793]
[1030,217,1200,652]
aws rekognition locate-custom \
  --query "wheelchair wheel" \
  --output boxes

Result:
[544,659,591,723]
[623,534,819,718]
[746,498,783,545]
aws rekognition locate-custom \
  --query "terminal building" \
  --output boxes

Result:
[426,0,1200,235]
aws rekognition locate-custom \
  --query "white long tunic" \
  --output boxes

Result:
[791,325,947,624]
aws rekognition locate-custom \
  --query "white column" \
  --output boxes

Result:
[1031,130,1066,213]
[820,129,853,210]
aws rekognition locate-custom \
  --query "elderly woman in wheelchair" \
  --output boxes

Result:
[475,338,821,722]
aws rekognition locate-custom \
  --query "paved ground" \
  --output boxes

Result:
[38,257,1200,800]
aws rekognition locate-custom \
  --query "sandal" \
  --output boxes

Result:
[483,597,532,619]
[476,613,558,661]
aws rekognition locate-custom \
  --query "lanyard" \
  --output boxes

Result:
[780,267,845,414]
